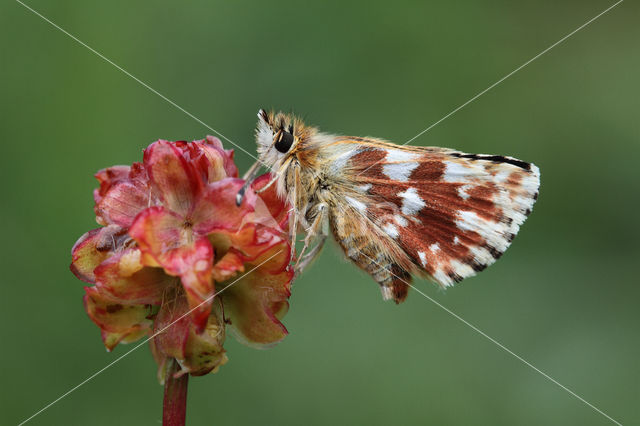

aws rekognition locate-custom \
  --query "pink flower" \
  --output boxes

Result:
[71,136,293,378]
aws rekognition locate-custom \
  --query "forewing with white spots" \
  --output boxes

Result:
[328,139,540,293]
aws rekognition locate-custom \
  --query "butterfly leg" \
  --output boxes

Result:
[255,174,278,195]
[289,205,299,261]
[294,203,328,275]
[294,235,326,275]
[287,161,307,262]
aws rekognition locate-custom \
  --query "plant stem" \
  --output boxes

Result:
[163,359,188,426]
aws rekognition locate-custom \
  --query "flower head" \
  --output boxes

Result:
[71,136,293,378]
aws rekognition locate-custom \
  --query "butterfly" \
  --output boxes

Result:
[237,109,540,303]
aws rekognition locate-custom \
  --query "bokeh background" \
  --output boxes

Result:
[1,0,638,424]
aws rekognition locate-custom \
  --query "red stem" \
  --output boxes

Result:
[163,359,189,426]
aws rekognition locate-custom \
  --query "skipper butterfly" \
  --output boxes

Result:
[238,110,540,302]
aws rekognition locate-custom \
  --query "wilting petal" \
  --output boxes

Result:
[182,298,227,376]
[211,137,238,178]
[95,181,151,227]
[247,237,292,274]
[130,207,215,331]
[144,140,202,216]
[93,165,131,206]
[83,287,152,351]
[213,225,256,256]
[129,206,184,264]
[70,225,129,283]
[151,291,191,367]
[178,139,228,184]
[211,248,245,282]
[149,334,169,384]
[129,206,209,283]
[176,238,215,333]
[222,240,293,348]
[152,294,227,379]
[94,248,174,305]
[191,178,256,235]
[216,224,291,264]
[199,136,238,181]
[102,327,149,352]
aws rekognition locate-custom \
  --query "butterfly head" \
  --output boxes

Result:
[256,109,312,170]
[238,109,311,206]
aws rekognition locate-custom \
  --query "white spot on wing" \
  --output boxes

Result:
[429,243,440,253]
[330,148,359,174]
[443,161,474,183]
[469,245,495,266]
[494,170,510,183]
[382,150,421,182]
[457,184,473,200]
[433,269,454,287]
[450,259,475,279]
[383,163,418,182]
[418,251,428,267]
[398,187,425,216]
[382,222,399,238]
[345,196,367,213]
[456,211,509,253]
[394,215,408,227]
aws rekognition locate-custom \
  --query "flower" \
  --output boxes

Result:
[71,136,293,379]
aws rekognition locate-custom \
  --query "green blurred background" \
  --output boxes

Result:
[1,0,638,424]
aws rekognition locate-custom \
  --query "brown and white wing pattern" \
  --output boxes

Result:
[326,139,540,301]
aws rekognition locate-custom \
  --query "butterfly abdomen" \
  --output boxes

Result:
[330,208,411,303]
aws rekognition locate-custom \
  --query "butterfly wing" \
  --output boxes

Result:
[325,138,540,300]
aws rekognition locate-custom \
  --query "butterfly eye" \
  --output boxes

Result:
[274,130,294,153]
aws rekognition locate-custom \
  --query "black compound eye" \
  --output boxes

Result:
[274,130,294,153]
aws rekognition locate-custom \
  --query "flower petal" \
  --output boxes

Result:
[70,225,129,283]
[222,240,293,348]
[83,287,152,351]
[102,328,149,352]
[94,248,174,305]
[93,165,131,206]
[130,207,215,332]
[144,140,202,216]
[128,206,183,263]
[215,224,292,265]
[182,298,227,376]
[191,178,256,235]
[151,294,227,380]
[211,248,245,282]
[176,239,215,333]
[200,135,238,180]
[95,181,151,227]
[151,290,191,363]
